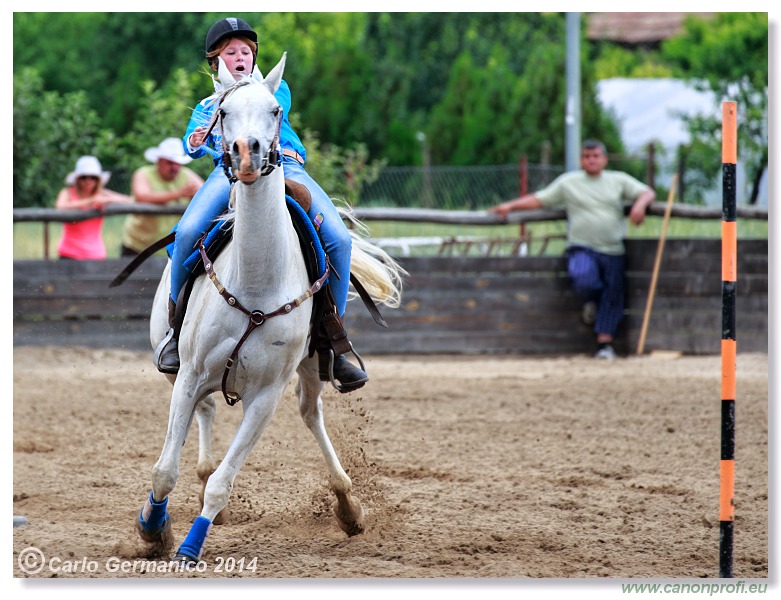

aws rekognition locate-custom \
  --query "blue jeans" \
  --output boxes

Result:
[566,246,626,337]
[169,158,352,317]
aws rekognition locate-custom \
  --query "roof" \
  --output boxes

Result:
[587,12,714,44]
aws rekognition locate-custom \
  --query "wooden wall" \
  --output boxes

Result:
[13,239,768,356]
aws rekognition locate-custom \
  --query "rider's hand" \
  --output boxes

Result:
[189,126,208,148]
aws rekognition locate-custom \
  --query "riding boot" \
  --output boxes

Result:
[153,298,180,374]
[318,349,369,392]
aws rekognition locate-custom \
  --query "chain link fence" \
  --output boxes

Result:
[358,163,565,210]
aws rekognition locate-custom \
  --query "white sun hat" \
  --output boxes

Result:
[65,156,111,185]
[144,137,193,165]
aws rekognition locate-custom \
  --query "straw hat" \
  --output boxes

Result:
[65,156,111,185]
[144,137,192,165]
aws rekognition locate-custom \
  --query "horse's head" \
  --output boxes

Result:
[217,53,287,184]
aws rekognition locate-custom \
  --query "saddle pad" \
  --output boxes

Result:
[177,196,328,284]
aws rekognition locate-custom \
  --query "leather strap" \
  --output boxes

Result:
[109,232,176,288]
[282,148,305,165]
[198,238,329,405]
[350,273,389,328]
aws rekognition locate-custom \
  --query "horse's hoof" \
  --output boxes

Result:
[333,494,365,537]
[171,552,200,568]
[136,512,171,544]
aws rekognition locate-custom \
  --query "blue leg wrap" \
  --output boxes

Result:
[176,515,212,561]
[138,492,169,535]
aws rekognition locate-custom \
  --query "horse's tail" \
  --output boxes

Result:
[337,205,406,309]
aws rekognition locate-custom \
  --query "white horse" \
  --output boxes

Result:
[136,54,403,563]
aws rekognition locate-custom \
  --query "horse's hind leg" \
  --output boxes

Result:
[296,359,365,536]
[194,395,229,525]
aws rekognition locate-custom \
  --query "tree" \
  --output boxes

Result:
[13,68,113,207]
[662,13,768,204]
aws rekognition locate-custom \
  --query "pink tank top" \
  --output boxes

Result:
[57,187,107,260]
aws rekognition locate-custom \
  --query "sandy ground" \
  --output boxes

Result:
[12,346,768,582]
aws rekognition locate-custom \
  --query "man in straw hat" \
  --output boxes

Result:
[120,138,204,256]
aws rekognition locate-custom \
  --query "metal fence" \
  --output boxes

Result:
[358,163,564,210]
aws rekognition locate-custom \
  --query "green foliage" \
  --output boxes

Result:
[592,44,674,79]
[662,13,768,204]
[13,68,111,207]
[13,12,767,209]
[115,68,215,181]
[298,123,386,207]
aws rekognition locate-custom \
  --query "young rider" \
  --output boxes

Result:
[154,17,368,391]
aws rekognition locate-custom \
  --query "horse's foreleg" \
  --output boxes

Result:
[194,395,229,525]
[175,386,284,563]
[296,361,365,537]
[137,380,202,548]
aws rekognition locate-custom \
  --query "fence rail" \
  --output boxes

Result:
[12,201,769,225]
[13,238,768,356]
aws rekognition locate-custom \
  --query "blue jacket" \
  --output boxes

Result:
[183,79,307,166]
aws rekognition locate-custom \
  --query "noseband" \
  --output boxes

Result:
[203,80,283,183]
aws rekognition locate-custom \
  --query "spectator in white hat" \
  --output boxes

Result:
[56,156,131,260]
[120,138,204,256]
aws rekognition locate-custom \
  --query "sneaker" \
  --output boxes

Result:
[595,344,616,361]
[582,301,597,325]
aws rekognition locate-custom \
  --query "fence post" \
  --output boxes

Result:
[646,142,655,189]
[518,155,529,254]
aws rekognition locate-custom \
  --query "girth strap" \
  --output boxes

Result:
[197,238,329,405]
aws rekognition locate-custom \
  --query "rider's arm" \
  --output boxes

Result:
[183,101,213,159]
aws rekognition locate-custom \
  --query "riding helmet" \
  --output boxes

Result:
[205,17,258,54]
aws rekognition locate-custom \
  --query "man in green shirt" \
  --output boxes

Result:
[120,138,204,256]
[490,140,656,359]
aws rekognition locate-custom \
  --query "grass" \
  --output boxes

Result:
[13,213,768,260]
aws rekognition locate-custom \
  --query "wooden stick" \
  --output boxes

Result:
[636,174,678,355]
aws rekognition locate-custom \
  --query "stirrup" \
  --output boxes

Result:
[154,328,180,374]
[322,344,367,393]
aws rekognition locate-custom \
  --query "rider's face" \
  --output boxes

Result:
[219,38,254,78]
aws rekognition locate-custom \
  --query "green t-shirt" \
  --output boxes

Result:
[122,164,193,252]
[535,170,650,255]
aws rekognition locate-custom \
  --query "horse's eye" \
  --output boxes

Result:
[272,108,280,117]
[219,108,227,118]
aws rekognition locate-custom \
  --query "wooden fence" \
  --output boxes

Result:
[13,238,768,356]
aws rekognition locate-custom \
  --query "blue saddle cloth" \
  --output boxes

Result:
[170,196,328,284]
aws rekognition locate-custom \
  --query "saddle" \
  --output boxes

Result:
[110,179,386,364]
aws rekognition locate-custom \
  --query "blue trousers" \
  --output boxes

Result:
[566,246,626,337]
[169,157,352,316]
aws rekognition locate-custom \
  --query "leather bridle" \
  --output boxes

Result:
[202,79,283,183]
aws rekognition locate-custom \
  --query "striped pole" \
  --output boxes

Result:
[719,101,737,578]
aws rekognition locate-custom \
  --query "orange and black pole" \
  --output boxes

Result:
[720,101,737,578]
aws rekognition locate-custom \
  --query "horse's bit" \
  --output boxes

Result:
[197,239,330,405]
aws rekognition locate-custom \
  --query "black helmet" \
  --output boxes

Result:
[205,17,258,54]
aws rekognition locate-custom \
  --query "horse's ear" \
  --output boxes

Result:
[217,57,237,88]
[263,52,286,95]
